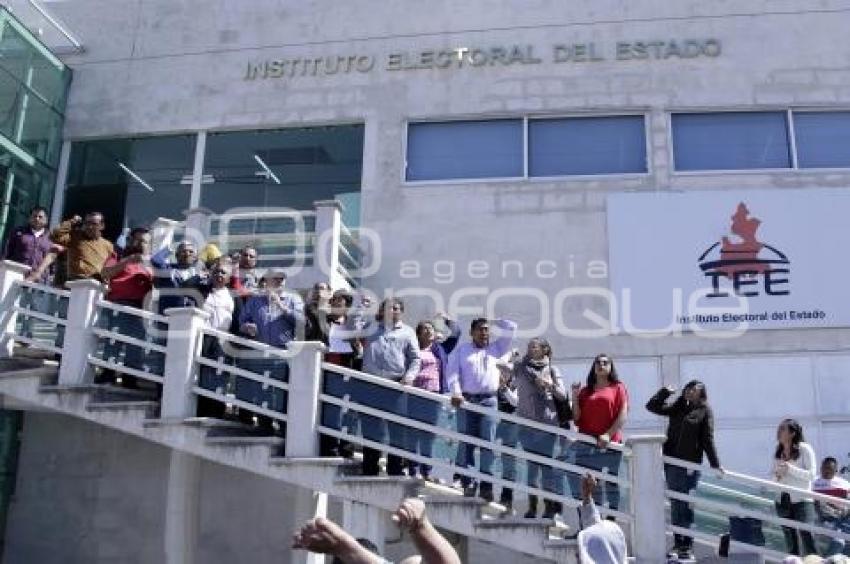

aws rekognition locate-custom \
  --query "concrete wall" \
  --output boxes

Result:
[1,411,545,564]
[1,412,306,564]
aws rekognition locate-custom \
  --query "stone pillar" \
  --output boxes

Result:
[57,279,104,385]
[0,261,28,358]
[287,341,329,564]
[161,307,209,420]
[626,435,668,564]
[164,450,201,564]
[342,499,387,557]
[312,200,345,289]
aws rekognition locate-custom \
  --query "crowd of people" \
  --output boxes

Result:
[4,206,850,562]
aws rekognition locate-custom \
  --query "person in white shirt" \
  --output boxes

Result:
[196,261,236,419]
[445,317,517,501]
[813,456,850,557]
[771,418,818,557]
[577,474,627,564]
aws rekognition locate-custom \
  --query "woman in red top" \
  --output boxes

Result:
[567,353,629,511]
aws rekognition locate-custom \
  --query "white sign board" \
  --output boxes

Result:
[607,189,850,332]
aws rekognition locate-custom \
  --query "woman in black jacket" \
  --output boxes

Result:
[646,380,724,561]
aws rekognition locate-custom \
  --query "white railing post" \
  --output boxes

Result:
[57,279,104,385]
[313,200,345,289]
[626,435,668,564]
[287,340,329,564]
[0,260,28,358]
[286,341,326,457]
[161,307,208,419]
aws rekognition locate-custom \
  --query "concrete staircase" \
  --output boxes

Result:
[0,356,578,563]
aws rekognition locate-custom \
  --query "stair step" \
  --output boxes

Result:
[335,476,422,486]
[87,400,159,413]
[268,456,358,468]
[475,517,568,530]
[420,493,486,506]
[205,435,284,447]
[41,383,158,402]
[0,358,58,381]
[543,538,579,548]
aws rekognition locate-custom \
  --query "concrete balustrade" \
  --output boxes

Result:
[0,263,681,563]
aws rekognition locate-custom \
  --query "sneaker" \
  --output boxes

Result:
[677,548,695,561]
[479,486,494,503]
[523,508,537,519]
[718,533,730,558]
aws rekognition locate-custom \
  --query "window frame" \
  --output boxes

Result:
[402,111,652,186]
[668,108,795,175]
[789,108,850,172]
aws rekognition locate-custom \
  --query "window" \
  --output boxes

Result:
[406,120,523,181]
[65,136,195,240]
[529,116,646,176]
[793,111,850,169]
[200,125,363,222]
[672,112,792,171]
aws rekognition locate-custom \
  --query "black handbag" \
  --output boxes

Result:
[548,368,573,428]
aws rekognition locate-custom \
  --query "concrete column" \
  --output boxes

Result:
[287,340,330,564]
[0,260,28,358]
[626,434,668,564]
[342,499,387,557]
[57,279,104,385]
[161,307,209,419]
[164,450,201,564]
[285,341,326,457]
[312,200,345,289]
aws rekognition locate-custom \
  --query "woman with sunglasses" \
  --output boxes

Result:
[568,354,629,512]
[771,418,818,556]
[647,380,723,561]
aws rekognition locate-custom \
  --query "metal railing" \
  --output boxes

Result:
[6,261,850,561]
[318,362,632,521]
[662,455,850,561]
[192,326,290,424]
[9,279,69,355]
[88,300,169,385]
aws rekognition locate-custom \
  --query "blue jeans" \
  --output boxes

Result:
[819,514,850,556]
[522,428,562,495]
[100,306,147,371]
[55,294,68,349]
[566,442,622,510]
[349,378,408,475]
[496,416,518,502]
[406,393,440,477]
[665,464,701,548]
[776,498,817,556]
[455,395,498,488]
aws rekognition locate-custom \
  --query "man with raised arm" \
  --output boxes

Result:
[445,317,517,502]
[49,212,113,283]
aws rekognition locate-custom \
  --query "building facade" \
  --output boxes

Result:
[2,0,850,561]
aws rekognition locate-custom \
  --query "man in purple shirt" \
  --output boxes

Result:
[4,206,52,279]
[4,207,53,338]
[446,317,517,501]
